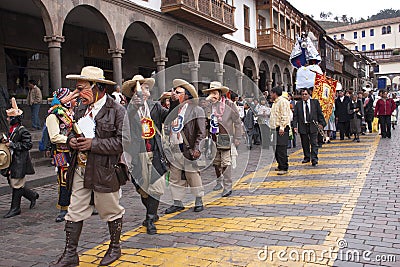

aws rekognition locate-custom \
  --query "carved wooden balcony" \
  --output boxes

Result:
[161,0,236,34]
[257,28,295,59]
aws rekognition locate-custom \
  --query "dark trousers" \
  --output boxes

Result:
[338,121,350,140]
[259,124,271,149]
[0,108,8,134]
[300,125,319,162]
[366,120,372,132]
[274,127,289,171]
[379,115,391,138]
[30,104,41,129]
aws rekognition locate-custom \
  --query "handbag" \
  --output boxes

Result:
[114,162,129,186]
[216,134,231,150]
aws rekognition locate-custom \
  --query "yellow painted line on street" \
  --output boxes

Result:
[278,159,364,166]
[290,152,368,159]
[207,194,350,207]
[235,179,355,189]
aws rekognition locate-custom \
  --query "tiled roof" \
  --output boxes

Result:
[326,17,400,33]
[338,39,356,45]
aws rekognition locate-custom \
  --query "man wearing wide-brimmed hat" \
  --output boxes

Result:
[2,98,38,218]
[121,74,169,235]
[164,79,207,214]
[46,87,77,223]
[202,81,242,197]
[51,66,126,267]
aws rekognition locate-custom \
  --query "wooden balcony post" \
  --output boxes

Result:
[195,0,199,10]
[209,0,213,16]
[221,1,225,23]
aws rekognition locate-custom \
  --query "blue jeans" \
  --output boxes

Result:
[31,104,41,129]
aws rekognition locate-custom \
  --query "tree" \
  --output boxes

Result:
[349,17,354,24]
[334,16,339,23]
[341,15,348,23]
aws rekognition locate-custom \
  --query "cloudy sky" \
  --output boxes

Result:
[287,0,397,20]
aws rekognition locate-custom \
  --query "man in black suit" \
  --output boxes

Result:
[334,89,351,140]
[293,89,326,166]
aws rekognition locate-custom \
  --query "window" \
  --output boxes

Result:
[382,44,386,49]
[354,32,357,39]
[370,29,374,36]
[387,25,391,34]
[382,26,386,34]
[341,34,344,39]
[243,5,250,43]
[362,30,365,37]
[370,43,374,50]
[333,35,337,40]
[355,45,358,51]
[258,15,266,30]
[362,45,366,51]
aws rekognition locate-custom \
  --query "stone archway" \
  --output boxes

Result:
[223,50,241,95]
[283,68,291,92]
[259,60,271,93]
[272,64,282,88]
[243,56,257,97]
[198,43,220,89]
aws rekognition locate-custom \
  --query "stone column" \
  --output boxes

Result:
[44,35,64,96]
[236,73,243,96]
[189,63,200,90]
[253,76,260,98]
[215,67,225,83]
[108,48,125,87]
[153,56,168,97]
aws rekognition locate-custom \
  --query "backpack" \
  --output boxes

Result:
[38,124,50,151]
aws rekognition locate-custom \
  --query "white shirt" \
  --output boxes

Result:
[86,95,107,118]
[340,96,345,102]
[303,99,311,123]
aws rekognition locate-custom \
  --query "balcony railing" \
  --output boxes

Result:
[257,28,295,58]
[161,0,236,34]
[334,61,343,73]
[343,62,358,77]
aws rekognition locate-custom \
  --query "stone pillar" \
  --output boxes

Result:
[44,35,64,96]
[153,56,168,97]
[189,63,200,90]
[253,76,260,98]
[215,67,225,83]
[108,48,125,87]
[267,80,273,92]
[236,73,243,96]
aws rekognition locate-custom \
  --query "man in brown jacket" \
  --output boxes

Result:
[202,81,242,197]
[164,79,207,214]
[50,66,126,267]
[27,80,42,130]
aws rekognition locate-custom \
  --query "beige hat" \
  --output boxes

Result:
[173,79,198,99]
[122,75,155,98]
[66,66,116,85]
[282,91,289,99]
[202,81,229,95]
[0,143,11,170]
[6,98,23,117]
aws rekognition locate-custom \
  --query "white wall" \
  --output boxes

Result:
[129,0,162,12]
[223,0,257,48]
[378,61,400,75]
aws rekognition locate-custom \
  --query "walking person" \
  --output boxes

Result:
[257,97,271,149]
[164,79,206,213]
[203,81,241,197]
[269,87,291,175]
[348,94,364,142]
[2,98,38,218]
[122,75,169,235]
[374,90,396,139]
[293,89,326,166]
[27,80,42,130]
[46,88,77,222]
[50,66,126,266]
[363,89,375,133]
[335,87,351,140]
[243,102,255,150]
[0,84,10,133]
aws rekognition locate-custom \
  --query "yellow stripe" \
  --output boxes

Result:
[235,179,355,189]
[290,153,368,159]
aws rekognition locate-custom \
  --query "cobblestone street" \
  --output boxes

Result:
[0,131,399,267]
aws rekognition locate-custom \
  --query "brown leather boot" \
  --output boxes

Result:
[50,220,83,267]
[100,218,122,266]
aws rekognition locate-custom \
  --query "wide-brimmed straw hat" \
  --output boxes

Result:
[6,98,23,117]
[202,81,229,95]
[173,79,198,99]
[66,66,116,85]
[0,143,11,170]
[122,75,155,98]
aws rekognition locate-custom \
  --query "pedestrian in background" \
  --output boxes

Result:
[348,93,364,142]
[363,88,375,133]
[335,87,351,140]
[2,98,38,218]
[257,97,271,149]
[111,85,126,106]
[269,86,291,175]
[27,79,42,130]
[374,90,396,139]
[0,84,10,134]
[243,102,255,150]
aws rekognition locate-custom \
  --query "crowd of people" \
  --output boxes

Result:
[0,65,398,266]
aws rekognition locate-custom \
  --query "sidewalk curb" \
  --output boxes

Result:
[0,174,56,196]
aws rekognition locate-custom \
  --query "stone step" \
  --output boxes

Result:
[32,157,53,168]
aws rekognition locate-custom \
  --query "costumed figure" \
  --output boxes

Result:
[46,88,77,222]
[51,66,126,267]
[121,75,169,235]
[203,82,242,197]
[2,98,37,218]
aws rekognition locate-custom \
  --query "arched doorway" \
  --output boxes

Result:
[223,50,241,94]
[283,68,291,92]
[243,56,257,97]
[198,43,219,92]
[259,60,270,93]
[272,64,282,89]
[62,5,116,89]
